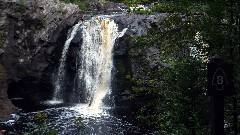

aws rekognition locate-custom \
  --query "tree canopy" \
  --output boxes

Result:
[128,0,240,134]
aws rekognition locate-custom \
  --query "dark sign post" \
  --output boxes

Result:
[207,54,234,135]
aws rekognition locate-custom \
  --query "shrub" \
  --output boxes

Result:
[76,1,89,10]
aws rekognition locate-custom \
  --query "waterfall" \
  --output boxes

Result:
[53,21,82,101]
[53,15,127,113]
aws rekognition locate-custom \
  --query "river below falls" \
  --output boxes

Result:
[0,102,154,135]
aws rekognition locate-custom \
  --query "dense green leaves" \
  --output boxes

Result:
[130,57,209,134]
[129,0,240,134]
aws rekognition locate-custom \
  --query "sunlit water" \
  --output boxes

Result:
[1,106,148,135]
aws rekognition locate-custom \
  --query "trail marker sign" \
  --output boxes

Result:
[207,62,234,96]
[207,55,235,135]
[212,68,228,90]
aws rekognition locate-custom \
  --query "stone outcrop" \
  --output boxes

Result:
[111,14,166,109]
[0,0,82,119]
[0,64,15,122]
[0,0,80,82]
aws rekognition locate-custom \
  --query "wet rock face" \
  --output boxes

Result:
[0,0,82,100]
[112,14,166,108]
[0,64,15,122]
[113,14,166,35]
[113,14,166,56]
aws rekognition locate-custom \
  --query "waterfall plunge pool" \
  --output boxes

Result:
[0,103,152,135]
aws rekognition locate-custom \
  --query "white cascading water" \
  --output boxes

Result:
[53,15,127,115]
[7,16,144,135]
[53,21,82,101]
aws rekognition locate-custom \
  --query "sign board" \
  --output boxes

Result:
[207,63,235,96]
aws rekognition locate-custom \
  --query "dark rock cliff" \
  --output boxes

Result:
[112,14,166,111]
[0,0,81,119]
[0,64,15,122]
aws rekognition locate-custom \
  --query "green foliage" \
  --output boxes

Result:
[16,0,28,12]
[35,111,48,122]
[129,0,240,134]
[75,115,86,132]
[23,112,57,135]
[150,1,210,13]
[30,25,36,31]
[155,58,209,134]
[75,1,90,11]
[124,0,153,5]
[109,0,124,2]
[129,6,152,14]
[39,15,48,25]
[128,56,210,134]
[59,0,73,3]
